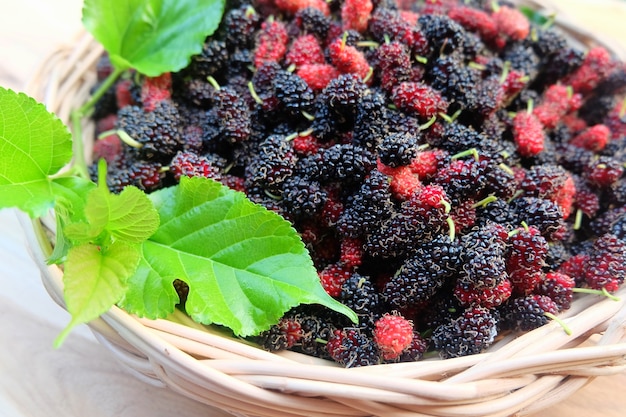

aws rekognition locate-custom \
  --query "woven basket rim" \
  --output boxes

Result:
[20,1,626,416]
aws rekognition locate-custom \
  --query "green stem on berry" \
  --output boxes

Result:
[223,161,235,175]
[471,195,498,209]
[247,81,263,105]
[573,208,584,231]
[446,216,456,241]
[284,132,298,141]
[314,337,328,345]
[418,115,437,131]
[116,129,143,148]
[530,27,539,43]
[572,287,621,301]
[499,61,511,85]
[362,67,374,84]
[498,162,515,176]
[356,40,380,49]
[264,189,282,200]
[440,199,451,214]
[97,129,118,140]
[507,189,524,204]
[526,98,534,114]
[301,110,315,121]
[451,148,479,161]
[244,5,256,18]
[286,63,296,73]
[508,228,520,238]
[206,75,221,90]
[70,66,126,179]
[468,61,486,71]
[438,112,453,124]
[75,66,125,119]
[490,1,500,13]
[544,312,572,335]
[299,128,314,137]
[340,31,348,50]
[414,55,428,65]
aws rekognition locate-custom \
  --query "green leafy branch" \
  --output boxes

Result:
[0,0,356,347]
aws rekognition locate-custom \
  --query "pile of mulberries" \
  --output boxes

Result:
[91,0,626,367]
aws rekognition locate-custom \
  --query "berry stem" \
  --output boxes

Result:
[498,162,515,176]
[356,40,380,49]
[451,148,479,161]
[544,312,572,335]
[97,129,118,140]
[414,55,428,64]
[71,66,126,179]
[301,111,315,121]
[248,81,264,105]
[573,208,584,231]
[446,216,456,241]
[471,195,498,209]
[116,129,144,148]
[499,61,511,85]
[418,115,437,131]
[572,287,621,301]
[207,75,221,90]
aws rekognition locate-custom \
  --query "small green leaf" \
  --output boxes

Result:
[47,176,98,264]
[56,241,140,347]
[0,88,73,218]
[85,185,160,243]
[82,0,226,76]
[121,177,357,336]
[519,5,550,26]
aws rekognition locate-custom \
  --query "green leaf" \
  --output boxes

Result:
[48,177,97,264]
[86,185,160,243]
[56,241,140,347]
[82,0,226,76]
[63,184,159,246]
[0,88,73,218]
[121,177,357,336]
[519,5,550,26]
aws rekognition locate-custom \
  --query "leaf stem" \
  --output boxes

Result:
[70,66,126,179]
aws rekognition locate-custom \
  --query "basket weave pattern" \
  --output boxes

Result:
[20,1,626,416]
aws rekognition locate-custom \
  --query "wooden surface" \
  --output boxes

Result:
[1,1,625,416]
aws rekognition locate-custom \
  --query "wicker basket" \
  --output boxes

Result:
[18,1,626,416]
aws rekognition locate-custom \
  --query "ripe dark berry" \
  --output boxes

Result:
[326,328,380,367]
[337,169,394,238]
[281,175,327,218]
[377,132,419,168]
[432,306,498,359]
[584,233,626,292]
[116,101,184,163]
[223,5,261,50]
[340,273,383,329]
[500,294,558,332]
[536,272,575,312]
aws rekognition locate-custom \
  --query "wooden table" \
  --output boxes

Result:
[1,1,625,416]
